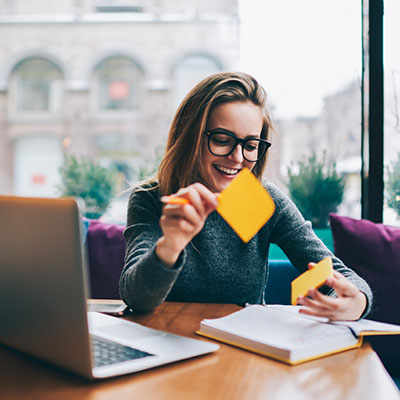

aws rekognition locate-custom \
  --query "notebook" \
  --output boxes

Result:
[0,195,218,379]
[197,304,400,365]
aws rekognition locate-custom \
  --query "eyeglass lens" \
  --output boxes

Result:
[208,132,268,162]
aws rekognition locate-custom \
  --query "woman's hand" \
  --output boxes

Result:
[156,183,218,268]
[297,264,367,321]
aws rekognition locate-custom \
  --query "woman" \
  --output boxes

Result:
[120,72,372,320]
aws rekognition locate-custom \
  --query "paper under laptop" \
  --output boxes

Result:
[0,196,218,379]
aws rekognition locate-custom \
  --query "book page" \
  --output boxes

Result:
[202,305,351,351]
[267,304,330,323]
[269,305,400,335]
[332,318,400,335]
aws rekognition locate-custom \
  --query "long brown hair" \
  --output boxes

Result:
[158,72,273,195]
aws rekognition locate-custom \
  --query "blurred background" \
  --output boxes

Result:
[0,0,398,230]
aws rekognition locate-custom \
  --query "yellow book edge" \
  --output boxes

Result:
[196,330,364,366]
[359,331,400,336]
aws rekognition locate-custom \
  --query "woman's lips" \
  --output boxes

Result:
[213,165,241,176]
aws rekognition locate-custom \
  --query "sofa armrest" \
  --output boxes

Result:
[86,220,125,299]
[265,260,300,305]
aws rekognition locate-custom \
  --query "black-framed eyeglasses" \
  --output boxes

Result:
[204,130,271,162]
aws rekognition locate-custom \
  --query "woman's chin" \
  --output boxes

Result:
[200,170,237,192]
[212,177,234,192]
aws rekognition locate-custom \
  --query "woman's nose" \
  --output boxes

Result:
[228,144,244,163]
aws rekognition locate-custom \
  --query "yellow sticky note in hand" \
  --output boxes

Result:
[291,257,333,305]
[216,168,275,243]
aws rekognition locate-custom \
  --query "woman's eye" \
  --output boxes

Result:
[214,139,230,145]
[212,135,232,146]
[245,142,258,151]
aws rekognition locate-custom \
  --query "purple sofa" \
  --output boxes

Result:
[85,219,300,303]
[85,216,400,379]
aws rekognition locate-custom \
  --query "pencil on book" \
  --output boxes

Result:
[161,196,190,205]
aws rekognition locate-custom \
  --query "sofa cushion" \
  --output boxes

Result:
[329,213,400,375]
[86,220,125,299]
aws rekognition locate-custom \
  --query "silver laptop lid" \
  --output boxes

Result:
[0,196,93,377]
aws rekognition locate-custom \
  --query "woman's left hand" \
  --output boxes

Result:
[297,264,367,321]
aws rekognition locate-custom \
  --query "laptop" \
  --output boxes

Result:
[0,195,219,379]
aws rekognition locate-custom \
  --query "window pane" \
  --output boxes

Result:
[95,57,143,111]
[240,0,362,259]
[14,137,63,197]
[384,0,400,226]
[12,58,64,112]
[240,0,362,222]
[173,56,222,107]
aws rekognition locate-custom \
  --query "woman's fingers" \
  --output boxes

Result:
[174,187,205,217]
[297,271,367,320]
[157,183,218,268]
[173,183,218,217]
[298,305,337,319]
[162,202,203,231]
[160,213,197,234]
[326,271,359,297]
[298,289,337,311]
[307,262,317,270]
[186,182,219,214]
[160,182,219,246]
[298,293,345,320]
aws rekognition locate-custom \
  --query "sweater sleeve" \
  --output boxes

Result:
[119,185,185,312]
[267,183,373,318]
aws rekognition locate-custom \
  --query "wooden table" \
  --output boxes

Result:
[0,302,399,400]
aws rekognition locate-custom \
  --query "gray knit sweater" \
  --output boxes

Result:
[119,181,373,316]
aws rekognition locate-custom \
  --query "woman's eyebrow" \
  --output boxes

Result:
[208,127,234,134]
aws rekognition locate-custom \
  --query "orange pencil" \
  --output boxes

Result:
[161,196,190,205]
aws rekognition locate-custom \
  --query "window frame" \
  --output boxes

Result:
[361,0,384,222]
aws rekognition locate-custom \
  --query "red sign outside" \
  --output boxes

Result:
[109,81,130,99]
[32,174,46,185]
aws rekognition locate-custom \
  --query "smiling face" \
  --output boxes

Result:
[199,101,264,193]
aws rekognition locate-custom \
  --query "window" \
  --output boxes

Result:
[240,0,362,221]
[94,57,143,111]
[0,1,391,227]
[384,0,400,226]
[11,57,64,113]
[239,0,363,258]
[13,137,63,197]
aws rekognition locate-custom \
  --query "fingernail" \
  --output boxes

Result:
[297,297,304,305]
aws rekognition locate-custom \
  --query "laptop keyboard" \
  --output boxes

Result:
[91,335,154,368]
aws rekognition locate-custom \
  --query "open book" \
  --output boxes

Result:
[197,305,400,365]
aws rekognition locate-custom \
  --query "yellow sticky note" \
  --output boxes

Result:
[216,168,275,243]
[291,257,333,305]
